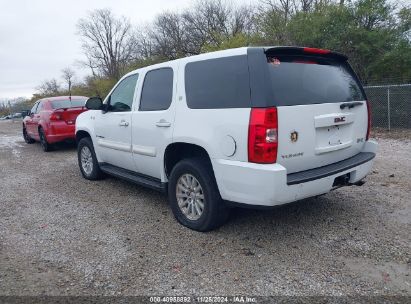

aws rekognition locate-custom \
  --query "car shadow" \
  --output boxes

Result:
[228,196,333,227]
[50,141,77,152]
[98,174,354,238]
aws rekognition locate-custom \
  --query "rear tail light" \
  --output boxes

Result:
[50,110,63,121]
[248,107,278,164]
[366,100,371,140]
[303,47,331,55]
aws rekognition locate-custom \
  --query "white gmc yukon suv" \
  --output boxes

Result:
[76,46,377,231]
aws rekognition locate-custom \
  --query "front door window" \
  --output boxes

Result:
[107,74,139,112]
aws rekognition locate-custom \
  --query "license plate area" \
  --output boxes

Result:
[315,124,353,154]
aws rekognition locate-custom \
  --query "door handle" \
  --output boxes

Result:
[119,121,129,127]
[156,120,171,128]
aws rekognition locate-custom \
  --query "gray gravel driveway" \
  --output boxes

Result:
[0,120,410,297]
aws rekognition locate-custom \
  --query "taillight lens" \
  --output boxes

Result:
[50,111,62,121]
[303,47,331,55]
[366,100,371,140]
[248,107,278,164]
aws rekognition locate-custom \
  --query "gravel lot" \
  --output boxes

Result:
[0,120,410,297]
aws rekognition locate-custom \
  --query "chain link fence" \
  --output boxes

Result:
[364,84,411,130]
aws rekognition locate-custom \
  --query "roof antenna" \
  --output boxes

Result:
[69,79,71,104]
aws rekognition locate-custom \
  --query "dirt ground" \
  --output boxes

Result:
[0,120,410,297]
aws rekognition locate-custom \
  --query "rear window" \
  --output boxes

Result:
[51,99,86,109]
[266,55,365,106]
[185,55,250,109]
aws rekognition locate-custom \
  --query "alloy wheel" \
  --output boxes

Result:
[80,146,93,176]
[176,173,205,221]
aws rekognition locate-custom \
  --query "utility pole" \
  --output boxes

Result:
[62,67,75,103]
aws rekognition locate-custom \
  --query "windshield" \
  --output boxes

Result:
[266,55,365,106]
[51,99,86,109]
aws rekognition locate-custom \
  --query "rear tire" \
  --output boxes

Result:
[77,137,104,180]
[23,126,35,144]
[39,127,52,152]
[168,157,230,232]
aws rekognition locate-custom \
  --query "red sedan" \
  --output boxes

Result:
[23,96,88,151]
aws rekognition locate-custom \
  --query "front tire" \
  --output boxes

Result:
[168,157,230,232]
[23,126,35,144]
[77,137,104,180]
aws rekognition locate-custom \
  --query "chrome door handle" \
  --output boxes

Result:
[119,121,129,127]
[156,120,171,128]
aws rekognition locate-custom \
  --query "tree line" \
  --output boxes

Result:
[3,0,410,115]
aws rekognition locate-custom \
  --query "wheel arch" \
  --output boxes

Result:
[37,122,47,133]
[164,142,215,180]
[76,128,101,162]
[76,130,91,144]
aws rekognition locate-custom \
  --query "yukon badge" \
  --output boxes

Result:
[290,131,298,143]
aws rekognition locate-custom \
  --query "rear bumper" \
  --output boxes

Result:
[47,133,76,143]
[46,123,76,143]
[212,140,378,207]
[287,152,375,185]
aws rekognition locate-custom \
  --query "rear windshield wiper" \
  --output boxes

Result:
[340,101,363,110]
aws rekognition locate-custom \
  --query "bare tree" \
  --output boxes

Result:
[260,0,296,23]
[146,0,257,59]
[182,0,232,51]
[77,9,138,80]
[231,5,256,36]
[135,26,155,59]
[150,12,187,59]
[300,0,315,12]
[61,67,75,98]
[36,79,61,96]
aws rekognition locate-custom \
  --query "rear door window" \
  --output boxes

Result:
[185,55,250,109]
[266,55,365,106]
[139,68,173,111]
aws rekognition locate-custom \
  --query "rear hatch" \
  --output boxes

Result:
[249,47,368,173]
[51,99,88,125]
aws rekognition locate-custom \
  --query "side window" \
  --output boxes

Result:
[108,74,138,112]
[140,68,174,111]
[185,55,251,109]
[36,101,43,113]
[30,102,39,114]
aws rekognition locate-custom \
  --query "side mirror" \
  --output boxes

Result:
[85,97,103,110]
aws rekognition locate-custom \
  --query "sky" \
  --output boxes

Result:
[0,0,256,100]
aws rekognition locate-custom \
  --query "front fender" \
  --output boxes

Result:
[75,111,94,137]
[76,111,101,161]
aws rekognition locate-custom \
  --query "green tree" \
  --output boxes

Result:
[201,33,256,52]
[283,0,410,83]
